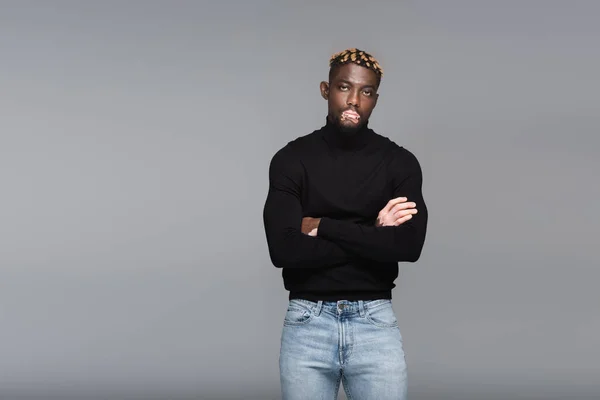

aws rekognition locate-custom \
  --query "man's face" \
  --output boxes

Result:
[320,63,380,133]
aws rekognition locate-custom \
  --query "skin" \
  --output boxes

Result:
[319,63,379,133]
[301,62,418,236]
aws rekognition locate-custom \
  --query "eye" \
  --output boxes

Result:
[362,90,373,96]
[339,84,349,91]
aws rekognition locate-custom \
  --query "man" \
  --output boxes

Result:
[262,48,428,400]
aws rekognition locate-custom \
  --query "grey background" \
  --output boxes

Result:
[1,1,598,399]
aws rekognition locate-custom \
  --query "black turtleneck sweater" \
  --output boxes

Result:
[262,119,428,301]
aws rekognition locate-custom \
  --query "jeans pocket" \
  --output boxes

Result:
[365,301,398,328]
[283,301,314,326]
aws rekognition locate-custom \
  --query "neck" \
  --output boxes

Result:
[321,116,373,150]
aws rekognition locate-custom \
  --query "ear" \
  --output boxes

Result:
[320,81,329,100]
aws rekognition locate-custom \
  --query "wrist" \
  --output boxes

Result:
[316,217,334,238]
[312,218,321,236]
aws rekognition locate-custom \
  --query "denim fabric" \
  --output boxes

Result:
[279,299,407,400]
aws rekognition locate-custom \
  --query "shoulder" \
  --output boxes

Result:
[268,129,321,173]
[370,131,423,176]
[372,132,421,165]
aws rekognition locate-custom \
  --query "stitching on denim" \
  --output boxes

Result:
[365,303,398,328]
[344,318,355,364]
[289,300,319,314]
[365,315,398,328]
[342,374,354,400]
[283,308,314,326]
[334,372,343,400]
[287,306,309,313]
[364,299,391,311]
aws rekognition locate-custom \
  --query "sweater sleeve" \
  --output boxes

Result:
[317,147,428,263]
[262,146,352,268]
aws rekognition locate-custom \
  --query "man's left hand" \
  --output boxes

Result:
[301,217,321,236]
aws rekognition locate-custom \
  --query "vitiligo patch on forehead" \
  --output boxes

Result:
[329,48,383,78]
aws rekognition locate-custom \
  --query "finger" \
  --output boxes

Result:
[394,214,413,225]
[396,202,416,210]
[391,202,417,214]
[393,208,418,219]
[383,197,408,212]
[379,204,415,224]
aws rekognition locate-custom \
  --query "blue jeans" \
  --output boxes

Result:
[279,299,408,400]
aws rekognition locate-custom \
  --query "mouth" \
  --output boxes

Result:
[340,109,360,124]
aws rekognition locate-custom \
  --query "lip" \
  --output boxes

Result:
[341,110,360,125]
[341,109,360,119]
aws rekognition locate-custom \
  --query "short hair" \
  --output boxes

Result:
[328,48,383,85]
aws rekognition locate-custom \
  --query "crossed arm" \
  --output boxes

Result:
[262,148,352,268]
[262,147,428,268]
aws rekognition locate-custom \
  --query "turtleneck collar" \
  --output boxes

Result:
[321,116,374,151]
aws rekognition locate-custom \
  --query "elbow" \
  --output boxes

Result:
[269,251,287,268]
[403,248,422,263]
[270,251,306,269]
[266,244,288,268]
[389,246,421,263]
[264,228,305,268]
[395,234,426,263]
[264,230,289,268]
[267,240,298,268]
[378,246,422,263]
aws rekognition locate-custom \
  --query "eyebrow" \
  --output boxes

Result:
[336,78,376,89]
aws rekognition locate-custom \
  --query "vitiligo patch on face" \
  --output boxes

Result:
[341,110,360,124]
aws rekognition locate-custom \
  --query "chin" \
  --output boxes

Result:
[340,121,365,134]
[338,124,361,134]
[333,116,364,133]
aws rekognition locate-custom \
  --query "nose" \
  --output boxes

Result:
[347,90,360,108]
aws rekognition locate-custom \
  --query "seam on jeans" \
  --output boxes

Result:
[365,313,398,328]
[287,306,309,313]
[289,299,321,315]
[283,309,314,326]
[342,374,353,400]
[365,299,392,311]
[344,318,354,364]
[290,299,317,308]
[334,372,342,400]
[364,301,398,328]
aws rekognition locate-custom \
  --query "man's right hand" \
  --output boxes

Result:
[375,197,418,227]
